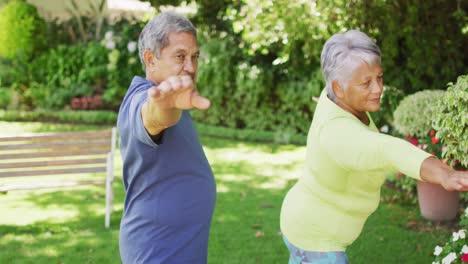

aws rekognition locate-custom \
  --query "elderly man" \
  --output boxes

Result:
[117,12,216,264]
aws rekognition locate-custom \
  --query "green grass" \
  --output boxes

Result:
[0,121,456,263]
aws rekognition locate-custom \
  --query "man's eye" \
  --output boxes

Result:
[176,55,185,60]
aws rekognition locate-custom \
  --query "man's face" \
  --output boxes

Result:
[150,32,199,84]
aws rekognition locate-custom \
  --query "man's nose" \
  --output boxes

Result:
[183,58,196,73]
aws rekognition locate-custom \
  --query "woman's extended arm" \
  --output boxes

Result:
[420,157,468,191]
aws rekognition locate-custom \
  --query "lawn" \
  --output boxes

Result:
[0,121,456,263]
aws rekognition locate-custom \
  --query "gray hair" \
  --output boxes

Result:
[138,11,197,70]
[320,30,381,102]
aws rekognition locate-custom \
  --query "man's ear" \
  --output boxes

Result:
[143,50,156,69]
[332,80,345,99]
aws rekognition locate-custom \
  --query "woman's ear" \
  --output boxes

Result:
[332,80,345,99]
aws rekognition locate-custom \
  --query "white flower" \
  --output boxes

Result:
[453,232,460,242]
[380,125,389,133]
[442,252,457,264]
[459,230,466,239]
[461,245,468,254]
[105,31,114,40]
[106,40,116,50]
[434,246,443,256]
[127,41,137,53]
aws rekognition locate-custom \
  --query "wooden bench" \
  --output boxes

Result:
[0,128,117,228]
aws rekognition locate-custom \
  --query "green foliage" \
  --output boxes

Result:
[0,110,117,124]
[432,229,468,264]
[370,85,406,128]
[274,70,323,134]
[393,90,445,138]
[0,88,10,109]
[195,35,322,135]
[102,18,145,110]
[229,0,348,79]
[432,75,468,167]
[350,0,467,94]
[194,36,239,128]
[28,42,108,109]
[0,0,46,59]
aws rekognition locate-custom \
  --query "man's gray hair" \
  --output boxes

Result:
[320,30,381,102]
[138,11,197,70]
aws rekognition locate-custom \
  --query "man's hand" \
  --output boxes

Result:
[142,75,210,136]
[148,75,210,110]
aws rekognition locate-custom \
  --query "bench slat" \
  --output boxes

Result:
[0,179,106,192]
[0,158,107,169]
[0,166,107,178]
[0,149,109,160]
[0,130,112,142]
[0,140,111,151]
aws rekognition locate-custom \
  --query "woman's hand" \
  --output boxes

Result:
[421,157,468,191]
[441,170,468,191]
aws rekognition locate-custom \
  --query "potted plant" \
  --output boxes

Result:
[393,89,460,221]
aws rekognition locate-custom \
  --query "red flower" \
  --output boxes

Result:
[431,137,440,145]
[406,135,414,140]
[397,172,403,179]
[410,139,419,146]
[461,253,468,262]
[430,130,436,137]
[71,98,80,110]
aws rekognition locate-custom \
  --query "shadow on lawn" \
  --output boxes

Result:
[0,187,123,263]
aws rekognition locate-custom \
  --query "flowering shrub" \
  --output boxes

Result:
[70,95,103,110]
[389,129,450,202]
[432,209,468,264]
[389,90,447,201]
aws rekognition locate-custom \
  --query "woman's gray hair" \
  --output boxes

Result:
[320,30,381,102]
[138,11,197,70]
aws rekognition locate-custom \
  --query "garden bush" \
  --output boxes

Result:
[393,90,445,138]
[432,75,468,167]
[102,18,145,110]
[27,41,108,109]
[0,87,10,109]
[0,0,46,59]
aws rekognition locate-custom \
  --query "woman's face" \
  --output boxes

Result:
[337,61,383,117]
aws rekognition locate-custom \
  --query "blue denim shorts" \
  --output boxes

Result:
[283,236,349,264]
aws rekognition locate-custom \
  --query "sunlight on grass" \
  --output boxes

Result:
[204,143,306,190]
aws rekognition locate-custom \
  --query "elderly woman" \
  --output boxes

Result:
[280,30,468,264]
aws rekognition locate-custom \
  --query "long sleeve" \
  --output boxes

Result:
[319,117,432,180]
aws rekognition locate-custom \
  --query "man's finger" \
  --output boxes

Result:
[148,86,161,99]
[191,94,211,110]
